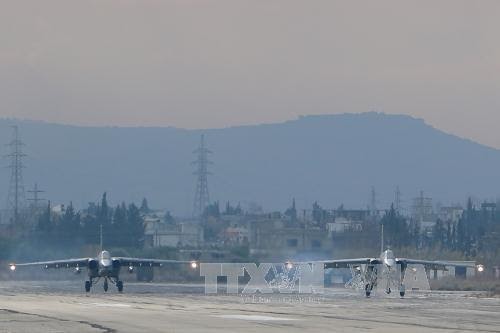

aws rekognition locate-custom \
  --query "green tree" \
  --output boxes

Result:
[140,198,150,214]
[111,202,128,247]
[57,202,81,246]
[37,201,53,235]
[224,202,242,215]
[82,199,100,245]
[284,198,297,221]
[164,211,175,224]
[204,201,220,218]
[126,203,145,248]
[456,198,475,256]
[381,204,410,249]
[432,218,446,249]
[312,201,325,223]
[97,192,112,246]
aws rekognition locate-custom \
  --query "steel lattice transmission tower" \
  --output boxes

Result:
[192,134,212,218]
[6,126,27,225]
[28,183,46,213]
[411,190,433,223]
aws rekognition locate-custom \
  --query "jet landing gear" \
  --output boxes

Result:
[108,278,124,293]
[365,265,377,298]
[85,280,92,293]
[106,278,124,293]
[365,284,373,298]
[399,284,406,298]
[117,280,123,293]
[85,277,123,293]
[399,263,407,298]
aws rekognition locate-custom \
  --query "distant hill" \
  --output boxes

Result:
[0,113,499,216]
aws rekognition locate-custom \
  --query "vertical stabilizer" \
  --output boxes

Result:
[100,223,103,251]
[380,223,384,253]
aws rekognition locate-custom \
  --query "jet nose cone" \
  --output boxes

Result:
[385,259,395,267]
[101,259,112,267]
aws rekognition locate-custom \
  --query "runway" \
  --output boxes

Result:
[0,281,499,332]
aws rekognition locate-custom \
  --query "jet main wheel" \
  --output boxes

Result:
[117,281,123,293]
[365,284,372,298]
[85,281,91,293]
[103,279,109,292]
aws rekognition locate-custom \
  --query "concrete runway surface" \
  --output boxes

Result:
[0,281,499,333]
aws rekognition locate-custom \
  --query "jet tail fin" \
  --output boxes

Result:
[100,223,103,251]
[380,223,384,253]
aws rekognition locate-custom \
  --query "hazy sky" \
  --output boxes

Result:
[1,1,499,147]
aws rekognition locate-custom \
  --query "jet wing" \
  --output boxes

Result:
[396,258,475,270]
[10,258,90,270]
[290,258,380,269]
[115,257,197,268]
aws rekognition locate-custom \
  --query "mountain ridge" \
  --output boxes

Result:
[1,112,495,152]
[0,113,498,216]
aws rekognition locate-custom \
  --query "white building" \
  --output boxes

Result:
[144,220,203,248]
[327,217,363,234]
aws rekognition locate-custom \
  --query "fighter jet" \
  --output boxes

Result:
[287,227,481,298]
[9,250,198,293]
[305,249,478,297]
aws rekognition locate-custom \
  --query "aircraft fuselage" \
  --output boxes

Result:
[380,249,396,269]
[89,251,121,279]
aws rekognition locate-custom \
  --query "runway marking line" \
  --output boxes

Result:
[214,315,299,321]
[78,302,132,308]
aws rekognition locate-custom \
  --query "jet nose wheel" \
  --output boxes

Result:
[386,288,391,295]
[117,281,123,293]
[85,281,91,293]
[103,279,109,292]
[365,284,372,298]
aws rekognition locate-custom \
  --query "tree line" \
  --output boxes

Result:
[35,193,146,249]
[382,199,500,261]
[430,199,500,262]
[305,197,500,265]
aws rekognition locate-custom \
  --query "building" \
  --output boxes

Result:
[222,226,249,245]
[248,218,332,257]
[412,191,436,232]
[430,261,478,279]
[144,219,204,248]
[326,217,363,233]
[438,206,464,224]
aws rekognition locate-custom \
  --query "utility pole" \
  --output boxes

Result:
[370,186,377,218]
[6,126,27,225]
[192,134,212,218]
